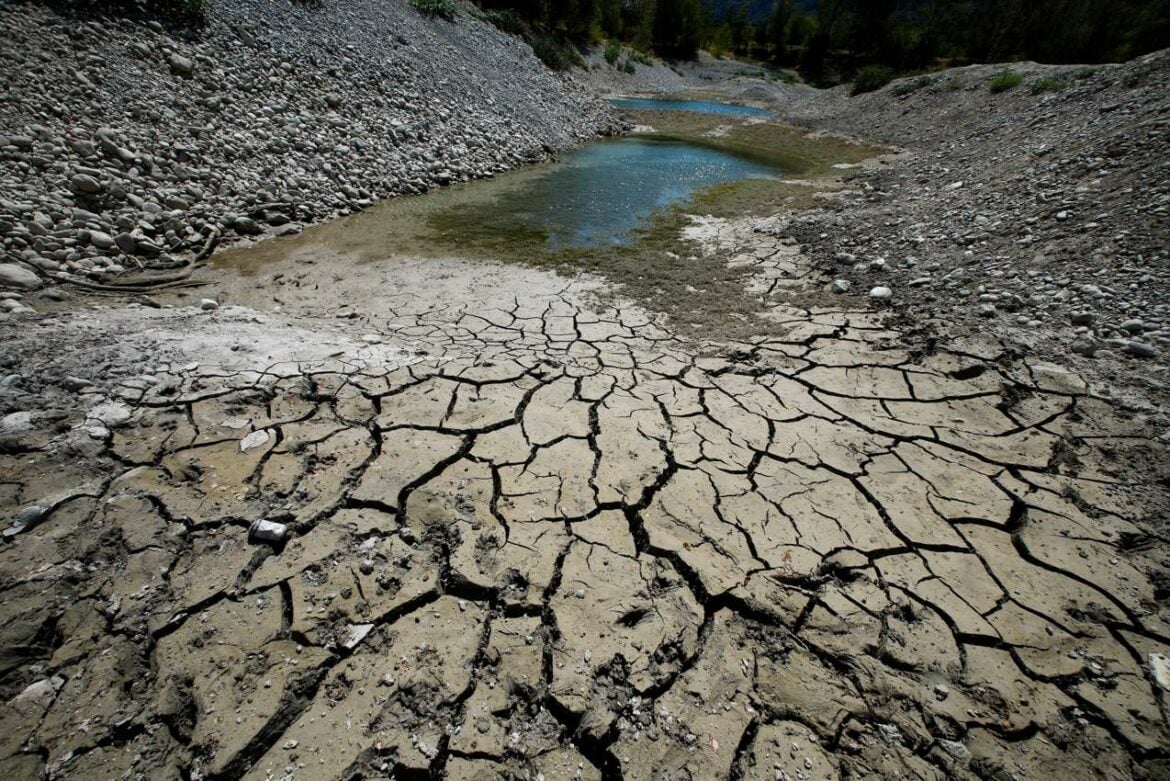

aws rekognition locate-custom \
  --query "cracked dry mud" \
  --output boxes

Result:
[2,215,1170,780]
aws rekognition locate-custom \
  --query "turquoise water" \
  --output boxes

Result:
[433,136,780,249]
[609,97,773,117]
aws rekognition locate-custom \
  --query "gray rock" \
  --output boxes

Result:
[869,286,892,300]
[1125,341,1161,359]
[70,174,103,194]
[977,303,998,317]
[114,232,136,254]
[88,231,115,250]
[168,53,195,77]
[233,216,263,236]
[1119,318,1145,333]
[1071,337,1099,357]
[831,279,851,294]
[0,263,41,290]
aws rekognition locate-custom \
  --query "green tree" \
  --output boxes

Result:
[653,0,703,58]
[767,0,795,61]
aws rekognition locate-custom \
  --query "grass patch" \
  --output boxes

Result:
[851,65,896,96]
[989,70,1024,93]
[892,75,935,97]
[1030,76,1067,94]
[410,0,456,19]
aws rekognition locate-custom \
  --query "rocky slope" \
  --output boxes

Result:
[0,0,620,298]
[748,52,1170,413]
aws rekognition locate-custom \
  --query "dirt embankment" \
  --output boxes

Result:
[0,0,620,301]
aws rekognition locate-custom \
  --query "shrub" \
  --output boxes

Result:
[1123,64,1152,87]
[1074,67,1097,80]
[892,75,934,97]
[533,36,580,71]
[620,57,636,74]
[945,77,964,90]
[851,65,896,96]
[989,70,1023,93]
[410,0,456,20]
[604,40,621,65]
[483,9,525,34]
[1030,76,1067,94]
[630,51,653,66]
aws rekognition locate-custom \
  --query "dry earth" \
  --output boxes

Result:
[2,18,1170,781]
[2,213,1170,779]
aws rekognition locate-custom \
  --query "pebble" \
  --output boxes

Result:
[830,279,851,294]
[200,298,220,311]
[869,286,892,299]
[1125,340,1160,359]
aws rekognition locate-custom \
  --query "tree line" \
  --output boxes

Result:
[472,0,1169,79]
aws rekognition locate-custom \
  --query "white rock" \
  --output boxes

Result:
[869,286,893,299]
[0,411,35,433]
[1150,653,1170,690]
[240,429,271,453]
[87,401,132,428]
[343,623,375,650]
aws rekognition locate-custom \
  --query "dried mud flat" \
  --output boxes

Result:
[2,212,1170,781]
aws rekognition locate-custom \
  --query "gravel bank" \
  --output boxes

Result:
[0,0,620,297]
[736,51,1170,415]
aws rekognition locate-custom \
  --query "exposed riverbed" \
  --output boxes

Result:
[208,103,881,339]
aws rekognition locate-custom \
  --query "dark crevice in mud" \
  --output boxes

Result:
[204,663,332,781]
[728,716,761,780]
[429,613,494,778]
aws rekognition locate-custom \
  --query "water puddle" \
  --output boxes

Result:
[428,136,781,250]
[212,100,882,339]
[608,97,772,117]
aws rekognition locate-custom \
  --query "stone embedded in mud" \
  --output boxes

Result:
[4,504,48,537]
[87,401,132,428]
[1150,653,1170,691]
[248,519,288,544]
[239,428,270,452]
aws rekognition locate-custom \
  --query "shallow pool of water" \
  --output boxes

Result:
[431,135,780,249]
[609,97,772,117]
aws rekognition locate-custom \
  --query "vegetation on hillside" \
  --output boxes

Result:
[472,0,1168,83]
[707,0,1170,85]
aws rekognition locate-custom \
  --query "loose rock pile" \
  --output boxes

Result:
[767,52,1170,372]
[0,0,620,294]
